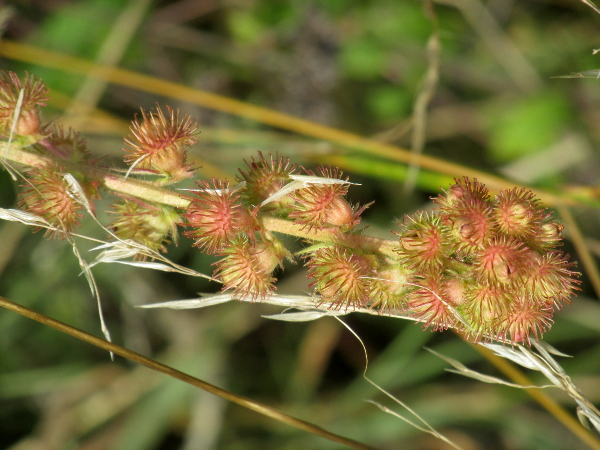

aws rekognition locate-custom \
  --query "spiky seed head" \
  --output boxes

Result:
[369,263,411,312]
[184,179,256,254]
[406,274,459,331]
[290,179,349,230]
[474,236,528,285]
[531,219,564,250]
[215,237,277,300]
[434,177,490,212]
[38,125,92,165]
[124,105,198,181]
[496,298,554,345]
[441,201,494,252]
[289,167,368,231]
[110,200,180,255]
[237,152,295,211]
[396,213,446,273]
[307,245,372,310]
[524,251,580,308]
[184,179,257,254]
[460,283,513,342]
[18,164,83,238]
[493,187,544,239]
[0,71,49,138]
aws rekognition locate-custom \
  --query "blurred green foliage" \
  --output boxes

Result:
[1,0,600,449]
[486,90,573,163]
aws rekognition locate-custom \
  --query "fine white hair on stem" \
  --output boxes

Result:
[124,153,148,180]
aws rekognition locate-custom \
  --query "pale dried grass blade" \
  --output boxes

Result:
[288,173,360,185]
[0,207,53,228]
[479,343,600,434]
[427,347,553,388]
[262,310,343,322]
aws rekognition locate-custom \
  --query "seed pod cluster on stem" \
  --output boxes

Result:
[3,71,581,345]
[184,157,580,345]
[0,72,192,245]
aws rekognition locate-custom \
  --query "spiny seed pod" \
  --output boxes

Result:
[368,263,412,312]
[530,219,564,251]
[237,152,295,211]
[18,164,83,238]
[406,274,459,331]
[396,212,446,273]
[110,199,180,255]
[417,177,580,343]
[307,245,373,310]
[524,251,580,308]
[460,283,513,342]
[289,167,370,232]
[441,200,494,252]
[215,237,280,300]
[435,177,490,212]
[184,179,256,254]
[496,298,554,346]
[124,105,198,182]
[38,125,93,165]
[474,236,529,285]
[493,187,544,240]
[0,71,49,138]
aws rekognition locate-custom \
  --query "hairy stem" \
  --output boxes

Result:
[3,144,396,254]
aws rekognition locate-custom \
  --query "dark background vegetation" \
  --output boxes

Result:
[1,0,600,449]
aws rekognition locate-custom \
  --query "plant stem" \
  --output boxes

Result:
[0,295,377,450]
[3,144,397,256]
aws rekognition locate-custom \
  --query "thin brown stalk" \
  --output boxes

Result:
[0,295,377,450]
[404,0,441,195]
